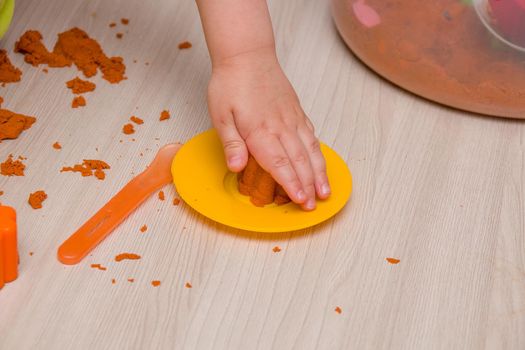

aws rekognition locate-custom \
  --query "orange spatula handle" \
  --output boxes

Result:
[57,169,168,265]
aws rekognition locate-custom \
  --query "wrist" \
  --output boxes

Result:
[211,44,278,72]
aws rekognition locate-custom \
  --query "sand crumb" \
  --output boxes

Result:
[90,264,107,271]
[61,159,110,180]
[386,258,400,264]
[178,41,192,49]
[159,110,170,121]
[72,95,86,108]
[28,190,47,209]
[122,123,134,134]
[115,253,141,262]
[1,155,26,176]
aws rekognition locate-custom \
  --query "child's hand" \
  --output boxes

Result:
[208,48,330,210]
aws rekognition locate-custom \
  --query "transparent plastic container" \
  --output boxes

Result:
[331,0,525,119]
[474,0,525,52]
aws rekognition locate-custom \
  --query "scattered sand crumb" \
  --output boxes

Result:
[66,77,96,94]
[173,198,180,206]
[109,22,116,28]
[0,108,36,141]
[128,278,134,283]
[111,278,116,284]
[29,252,34,256]
[0,50,22,84]
[386,258,400,264]
[335,306,342,314]
[72,95,86,108]
[151,280,161,287]
[53,141,62,150]
[178,41,192,49]
[159,110,170,121]
[115,253,141,262]
[140,225,147,233]
[121,18,129,25]
[185,282,192,289]
[272,246,281,253]
[116,33,123,39]
[158,191,165,201]
[122,123,134,134]
[1,155,26,176]
[61,159,110,180]
[90,264,107,271]
[130,116,143,124]
[28,190,47,209]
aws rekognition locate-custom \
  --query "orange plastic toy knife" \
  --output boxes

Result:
[57,143,181,265]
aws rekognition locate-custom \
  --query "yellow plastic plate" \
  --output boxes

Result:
[171,129,352,232]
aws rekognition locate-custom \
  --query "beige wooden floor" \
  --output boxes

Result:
[0,0,524,349]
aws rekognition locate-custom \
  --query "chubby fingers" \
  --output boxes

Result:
[278,130,317,210]
[297,124,330,199]
[246,130,310,206]
[212,111,249,173]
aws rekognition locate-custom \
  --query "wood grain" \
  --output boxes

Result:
[0,0,523,349]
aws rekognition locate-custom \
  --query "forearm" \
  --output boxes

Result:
[195,0,277,67]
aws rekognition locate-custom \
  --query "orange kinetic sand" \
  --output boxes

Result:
[121,18,129,25]
[173,198,180,206]
[1,155,26,176]
[185,282,192,288]
[178,41,192,49]
[159,110,170,121]
[72,96,86,108]
[0,50,22,84]
[0,108,36,141]
[14,30,70,67]
[130,116,143,124]
[386,258,400,264]
[151,280,161,287]
[52,142,62,150]
[272,246,282,253]
[238,155,290,207]
[61,159,110,180]
[66,77,96,94]
[54,27,126,83]
[116,33,123,39]
[140,225,147,233]
[122,123,134,134]
[28,190,47,209]
[115,253,141,262]
[90,264,107,271]
[335,306,342,314]
[158,191,165,201]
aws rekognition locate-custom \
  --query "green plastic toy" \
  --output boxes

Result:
[0,0,14,39]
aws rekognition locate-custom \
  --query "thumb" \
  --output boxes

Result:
[212,113,248,172]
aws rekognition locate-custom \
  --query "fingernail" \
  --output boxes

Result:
[305,199,316,210]
[296,190,306,202]
[321,183,331,196]
[228,156,242,168]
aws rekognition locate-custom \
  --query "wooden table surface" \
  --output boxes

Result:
[0,0,524,349]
